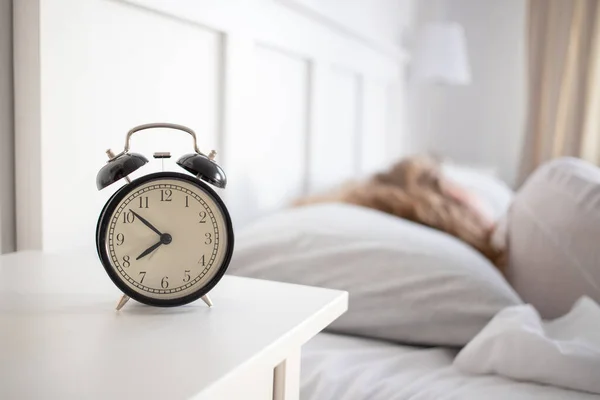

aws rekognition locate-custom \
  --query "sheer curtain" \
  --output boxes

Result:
[582,3,600,163]
[519,0,600,184]
[0,0,15,254]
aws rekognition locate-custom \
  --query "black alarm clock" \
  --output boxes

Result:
[95,123,234,310]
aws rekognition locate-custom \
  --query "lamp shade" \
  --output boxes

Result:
[412,22,472,85]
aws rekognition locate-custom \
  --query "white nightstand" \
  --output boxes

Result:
[0,251,348,400]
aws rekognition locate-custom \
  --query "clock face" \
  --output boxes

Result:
[96,172,234,306]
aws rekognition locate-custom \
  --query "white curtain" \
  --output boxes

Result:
[581,3,600,163]
[0,0,15,254]
[519,0,600,184]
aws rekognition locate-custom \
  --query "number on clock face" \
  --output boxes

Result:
[104,178,229,300]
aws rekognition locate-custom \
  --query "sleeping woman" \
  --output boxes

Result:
[294,155,600,319]
[293,154,506,271]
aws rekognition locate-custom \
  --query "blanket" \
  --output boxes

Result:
[454,296,600,394]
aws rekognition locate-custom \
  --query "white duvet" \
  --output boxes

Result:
[302,333,600,400]
[454,296,600,395]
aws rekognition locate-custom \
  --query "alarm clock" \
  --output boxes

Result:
[95,123,234,310]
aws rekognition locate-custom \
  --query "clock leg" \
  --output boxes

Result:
[116,294,130,311]
[201,294,213,308]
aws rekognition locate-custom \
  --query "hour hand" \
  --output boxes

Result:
[129,209,162,236]
[136,240,163,260]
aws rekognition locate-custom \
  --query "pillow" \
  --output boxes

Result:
[228,203,522,346]
[442,163,515,221]
[506,157,600,319]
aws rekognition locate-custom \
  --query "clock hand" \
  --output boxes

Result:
[136,233,173,261]
[129,209,163,236]
[136,240,163,260]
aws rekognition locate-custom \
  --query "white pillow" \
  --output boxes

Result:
[228,203,522,346]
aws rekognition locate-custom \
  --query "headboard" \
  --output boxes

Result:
[14,0,407,252]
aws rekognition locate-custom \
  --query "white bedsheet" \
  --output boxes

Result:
[301,333,600,400]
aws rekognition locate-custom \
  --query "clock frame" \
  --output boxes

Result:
[96,171,234,308]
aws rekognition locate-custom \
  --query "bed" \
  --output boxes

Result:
[228,166,600,399]
[301,333,599,400]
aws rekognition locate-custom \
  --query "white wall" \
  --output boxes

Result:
[283,0,412,46]
[408,0,526,186]
[285,0,414,170]
[0,0,15,253]
[14,0,407,252]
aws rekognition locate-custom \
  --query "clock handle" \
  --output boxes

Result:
[113,122,213,159]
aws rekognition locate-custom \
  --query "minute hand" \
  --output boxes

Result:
[129,210,162,236]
